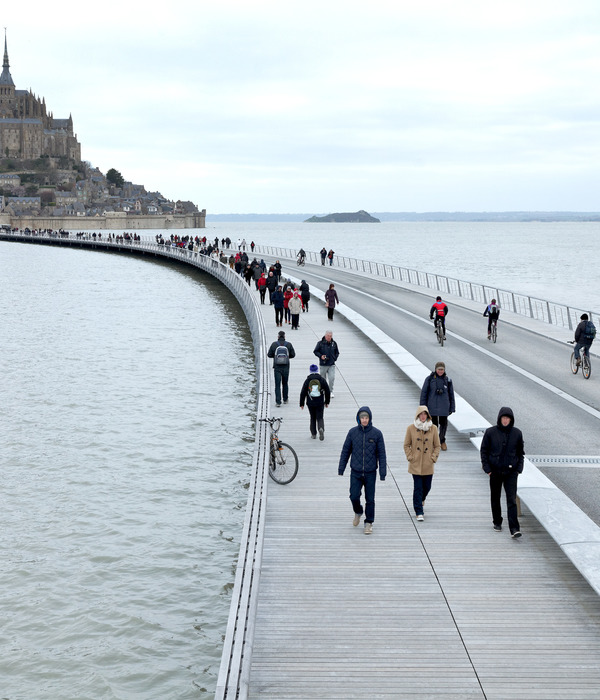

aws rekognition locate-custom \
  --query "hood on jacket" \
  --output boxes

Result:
[415,405,432,421]
[355,406,372,425]
[496,406,515,428]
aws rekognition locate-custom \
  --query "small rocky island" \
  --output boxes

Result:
[304,210,380,223]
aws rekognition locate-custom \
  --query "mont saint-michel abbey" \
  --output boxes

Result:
[0,36,81,163]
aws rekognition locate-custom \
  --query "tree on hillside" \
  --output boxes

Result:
[106,168,124,188]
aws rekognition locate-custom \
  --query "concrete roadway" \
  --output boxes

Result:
[287,260,600,526]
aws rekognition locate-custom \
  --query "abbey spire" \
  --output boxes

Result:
[0,29,15,86]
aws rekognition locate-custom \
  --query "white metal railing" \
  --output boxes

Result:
[0,229,270,699]
[249,243,597,331]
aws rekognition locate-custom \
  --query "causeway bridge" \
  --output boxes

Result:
[2,231,600,699]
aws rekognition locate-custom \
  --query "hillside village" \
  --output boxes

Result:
[0,34,203,227]
[0,160,200,219]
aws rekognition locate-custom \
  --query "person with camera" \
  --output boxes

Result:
[419,361,455,451]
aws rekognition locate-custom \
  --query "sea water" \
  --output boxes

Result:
[0,241,255,699]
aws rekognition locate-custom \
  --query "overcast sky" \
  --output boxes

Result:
[3,0,600,213]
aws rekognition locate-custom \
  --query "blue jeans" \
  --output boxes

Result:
[412,474,433,516]
[350,470,377,523]
[574,342,590,360]
[273,365,289,405]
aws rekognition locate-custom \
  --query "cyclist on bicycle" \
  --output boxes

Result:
[483,299,500,339]
[430,296,448,339]
[573,313,596,365]
[297,248,306,265]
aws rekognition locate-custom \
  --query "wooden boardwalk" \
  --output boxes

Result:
[248,292,600,699]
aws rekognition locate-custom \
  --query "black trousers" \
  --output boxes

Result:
[489,471,520,533]
[308,403,324,436]
[431,415,448,443]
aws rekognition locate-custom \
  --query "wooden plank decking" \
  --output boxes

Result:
[248,295,600,699]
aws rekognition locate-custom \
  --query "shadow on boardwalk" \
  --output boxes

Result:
[249,292,600,699]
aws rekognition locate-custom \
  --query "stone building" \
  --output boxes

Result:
[0,34,81,163]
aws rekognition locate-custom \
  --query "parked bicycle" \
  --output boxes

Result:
[435,317,445,346]
[489,319,498,343]
[568,341,591,379]
[259,417,299,484]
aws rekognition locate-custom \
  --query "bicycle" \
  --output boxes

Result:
[435,317,445,346]
[259,417,299,484]
[568,341,591,379]
[296,256,305,267]
[489,319,498,343]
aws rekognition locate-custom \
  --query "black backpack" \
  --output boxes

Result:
[583,321,596,342]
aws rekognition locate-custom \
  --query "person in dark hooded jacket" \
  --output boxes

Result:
[420,361,455,450]
[338,407,387,535]
[480,407,525,538]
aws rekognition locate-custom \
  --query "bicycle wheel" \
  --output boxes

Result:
[437,322,444,347]
[491,323,497,343]
[269,442,299,484]
[570,351,579,374]
[582,353,591,379]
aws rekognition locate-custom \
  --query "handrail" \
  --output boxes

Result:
[249,243,597,331]
[0,230,270,699]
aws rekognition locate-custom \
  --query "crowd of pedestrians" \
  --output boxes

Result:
[234,241,527,539]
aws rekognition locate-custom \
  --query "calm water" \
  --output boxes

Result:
[0,242,255,699]
[205,221,599,312]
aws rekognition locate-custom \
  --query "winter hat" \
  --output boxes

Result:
[581,313,589,320]
[435,361,445,371]
[309,364,319,372]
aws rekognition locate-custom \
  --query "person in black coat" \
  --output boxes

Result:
[419,361,455,450]
[299,364,330,440]
[299,280,311,311]
[480,406,525,538]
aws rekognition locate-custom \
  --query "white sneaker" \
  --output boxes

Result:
[364,522,373,534]
[330,392,334,398]
[416,514,424,521]
[353,512,361,527]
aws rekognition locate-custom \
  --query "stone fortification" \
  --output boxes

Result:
[1,210,206,231]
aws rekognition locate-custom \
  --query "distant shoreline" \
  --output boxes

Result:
[206,211,600,223]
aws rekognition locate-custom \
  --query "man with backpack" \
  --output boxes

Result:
[267,330,296,407]
[299,364,330,440]
[573,313,596,365]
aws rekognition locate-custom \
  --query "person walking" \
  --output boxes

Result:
[419,361,455,451]
[265,270,278,304]
[257,272,267,304]
[404,405,441,521]
[288,290,303,329]
[272,284,284,326]
[320,247,327,265]
[283,285,294,324]
[299,280,310,311]
[338,407,387,535]
[267,330,296,407]
[313,330,340,398]
[324,283,339,321]
[480,407,525,538]
[299,364,330,440]
[327,249,335,266]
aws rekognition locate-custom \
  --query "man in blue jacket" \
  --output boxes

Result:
[338,407,387,535]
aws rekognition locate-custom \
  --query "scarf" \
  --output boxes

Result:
[414,418,432,432]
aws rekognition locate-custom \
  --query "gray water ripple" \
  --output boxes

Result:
[0,242,255,699]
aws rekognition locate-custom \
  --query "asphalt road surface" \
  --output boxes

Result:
[289,261,600,526]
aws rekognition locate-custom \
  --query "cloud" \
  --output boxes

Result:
[3,0,600,211]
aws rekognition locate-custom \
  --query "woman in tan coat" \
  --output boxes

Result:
[404,405,441,521]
